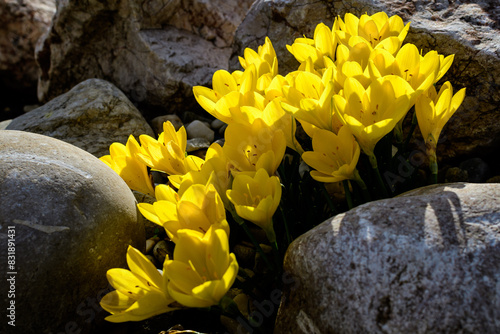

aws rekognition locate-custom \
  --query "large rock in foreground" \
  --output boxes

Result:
[0,131,145,334]
[275,183,500,334]
[7,78,154,158]
[233,0,500,162]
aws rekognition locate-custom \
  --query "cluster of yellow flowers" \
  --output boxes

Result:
[99,11,465,323]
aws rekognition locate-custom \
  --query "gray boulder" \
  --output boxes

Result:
[36,0,254,116]
[0,130,145,334]
[0,0,56,103]
[7,78,154,158]
[275,182,500,333]
[232,0,500,162]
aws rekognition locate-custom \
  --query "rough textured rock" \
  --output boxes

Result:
[37,0,254,116]
[232,0,500,163]
[0,0,56,106]
[275,183,500,334]
[0,130,145,334]
[6,78,154,158]
[143,0,255,47]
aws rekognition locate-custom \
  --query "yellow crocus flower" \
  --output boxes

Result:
[394,43,439,94]
[100,246,177,322]
[416,82,466,175]
[226,168,282,242]
[282,69,342,137]
[336,12,410,55]
[239,36,278,81]
[302,125,361,183]
[138,183,230,243]
[193,69,239,124]
[333,75,415,166]
[436,54,455,83]
[223,118,286,175]
[164,226,239,308]
[170,143,233,210]
[287,21,339,69]
[136,184,178,227]
[136,121,204,176]
[100,135,155,197]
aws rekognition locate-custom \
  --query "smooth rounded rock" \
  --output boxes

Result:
[6,78,155,158]
[186,120,215,142]
[275,183,500,334]
[0,130,145,334]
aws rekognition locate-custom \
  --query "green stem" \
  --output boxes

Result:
[403,111,418,153]
[369,154,389,199]
[319,182,338,215]
[342,180,354,210]
[271,241,282,275]
[426,136,438,185]
[429,152,438,184]
[229,209,274,272]
[393,119,404,147]
[353,169,371,203]
[278,162,287,186]
[279,204,292,246]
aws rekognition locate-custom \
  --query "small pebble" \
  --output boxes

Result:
[233,293,250,317]
[153,240,174,264]
[234,243,256,268]
[219,123,228,136]
[145,237,159,254]
[186,137,211,152]
[214,138,225,147]
[445,167,468,183]
[211,119,225,130]
[186,120,215,142]
[486,175,500,183]
[151,114,183,134]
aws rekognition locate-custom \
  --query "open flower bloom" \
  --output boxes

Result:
[193,69,242,124]
[336,12,410,55]
[367,44,440,95]
[287,21,339,69]
[138,183,230,243]
[164,226,239,308]
[416,82,466,154]
[100,135,155,197]
[239,36,278,90]
[195,65,270,127]
[170,143,233,210]
[302,126,361,183]
[100,246,177,322]
[282,68,343,138]
[226,168,282,242]
[333,75,415,165]
[223,118,286,175]
[394,43,439,94]
[137,183,178,227]
[194,37,277,124]
[136,121,203,176]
